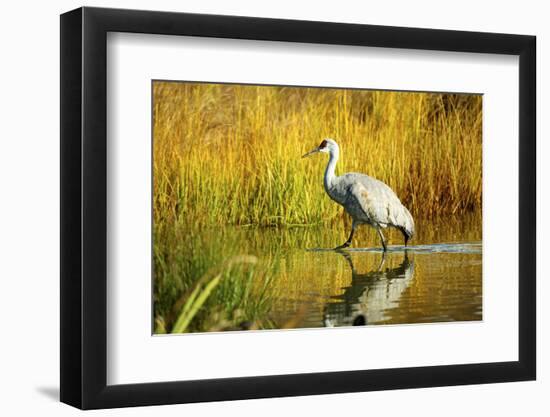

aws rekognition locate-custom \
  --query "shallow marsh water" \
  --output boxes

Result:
[156,213,482,332]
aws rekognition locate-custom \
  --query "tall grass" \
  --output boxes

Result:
[153,82,482,231]
[153,225,278,333]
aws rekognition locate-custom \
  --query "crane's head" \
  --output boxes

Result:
[302,138,338,158]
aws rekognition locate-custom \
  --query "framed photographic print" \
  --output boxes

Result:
[60,6,536,409]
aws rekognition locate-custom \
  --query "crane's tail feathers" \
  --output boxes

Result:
[399,227,414,246]
[399,226,413,246]
[398,207,415,246]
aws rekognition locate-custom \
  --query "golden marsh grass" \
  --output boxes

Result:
[153,82,482,230]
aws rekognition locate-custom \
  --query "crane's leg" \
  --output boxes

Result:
[335,250,356,273]
[377,227,387,252]
[376,251,386,271]
[334,220,357,250]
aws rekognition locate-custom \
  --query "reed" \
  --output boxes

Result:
[154,226,278,333]
[153,82,482,230]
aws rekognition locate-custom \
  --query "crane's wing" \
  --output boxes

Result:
[345,176,414,236]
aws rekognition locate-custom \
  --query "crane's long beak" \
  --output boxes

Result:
[302,147,320,158]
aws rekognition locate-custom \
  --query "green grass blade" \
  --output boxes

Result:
[172,273,222,333]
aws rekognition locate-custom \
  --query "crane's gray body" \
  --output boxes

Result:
[325,172,415,237]
[303,138,414,250]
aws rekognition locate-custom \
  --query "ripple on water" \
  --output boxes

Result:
[308,242,482,255]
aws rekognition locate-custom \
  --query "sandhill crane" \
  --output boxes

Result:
[302,138,414,251]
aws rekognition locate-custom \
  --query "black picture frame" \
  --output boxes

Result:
[60,6,536,410]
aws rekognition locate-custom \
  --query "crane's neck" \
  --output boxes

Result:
[324,147,339,192]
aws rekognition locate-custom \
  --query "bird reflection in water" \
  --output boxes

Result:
[323,251,414,327]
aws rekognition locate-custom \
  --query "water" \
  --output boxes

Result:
[279,244,482,329]
[159,213,482,332]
